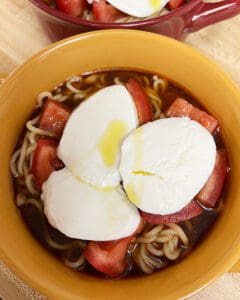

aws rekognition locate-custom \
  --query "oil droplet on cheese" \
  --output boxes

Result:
[73,172,114,192]
[94,185,114,193]
[98,120,128,167]
[125,183,140,206]
[132,170,154,176]
[150,0,161,9]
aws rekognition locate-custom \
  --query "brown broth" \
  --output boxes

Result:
[12,69,228,279]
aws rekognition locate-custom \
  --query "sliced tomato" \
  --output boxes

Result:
[126,78,153,125]
[32,139,63,190]
[84,219,144,277]
[56,0,87,16]
[84,236,132,278]
[168,0,185,10]
[197,149,227,208]
[140,200,203,224]
[39,99,71,138]
[166,97,192,116]
[166,98,218,133]
[190,107,218,134]
[92,0,124,22]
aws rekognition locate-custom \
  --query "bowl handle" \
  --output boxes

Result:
[186,0,240,33]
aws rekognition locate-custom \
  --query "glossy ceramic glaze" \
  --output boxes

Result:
[29,0,240,40]
[0,30,240,300]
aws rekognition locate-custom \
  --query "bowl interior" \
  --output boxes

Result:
[0,30,240,300]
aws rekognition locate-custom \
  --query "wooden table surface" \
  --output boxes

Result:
[0,0,240,299]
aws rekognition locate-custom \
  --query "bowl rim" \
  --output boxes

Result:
[1,29,240,299]
[29,0,200,28]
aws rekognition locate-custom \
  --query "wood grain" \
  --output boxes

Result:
[0,1,240,299]
[0,0,51,73]
[186,15,240,86]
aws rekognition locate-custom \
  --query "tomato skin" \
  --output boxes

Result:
[32,139,63,190]
[56,0,87,17]
[39,99,71,138]
[92,0,124,22]
[84,236,132,278]
[168,0,185,10]
[84,219,144,277]
[190,107,218,134]
[197,149,228,208]
[166,98,218,133]
[126,78,153,125]
[166,98,192,117]
[141,200,203,224]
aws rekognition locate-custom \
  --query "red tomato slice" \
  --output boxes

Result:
[126,78,153,125]
[166,97,192,116]
[84,220,144,277]
[84,236,132,278]
[39,99,71,138]
[166,98,218,133]
[92,0,125,22]
[32,139,63,190]
[140,200,203,224]
[197,149,227,208]
[190,107,218,134]
[168,0,185,10]
[56,0,87,16]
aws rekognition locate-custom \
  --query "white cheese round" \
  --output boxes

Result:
[41,168,141,241]
[120,117,216,215]
[58,85,138,188]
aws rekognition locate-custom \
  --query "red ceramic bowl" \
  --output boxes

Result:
[30,0,240,41]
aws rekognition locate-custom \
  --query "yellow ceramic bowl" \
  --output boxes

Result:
[0,30,240,300]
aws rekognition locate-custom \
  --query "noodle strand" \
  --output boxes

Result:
[134,223,189,274]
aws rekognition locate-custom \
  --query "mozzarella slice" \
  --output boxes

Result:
[58,85,138,188]
[42,168,141,241]
[106,0,169,18]
[120,117,216,215]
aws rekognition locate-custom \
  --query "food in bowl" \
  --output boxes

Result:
[11,69,228,279]
[42,0,186,22]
